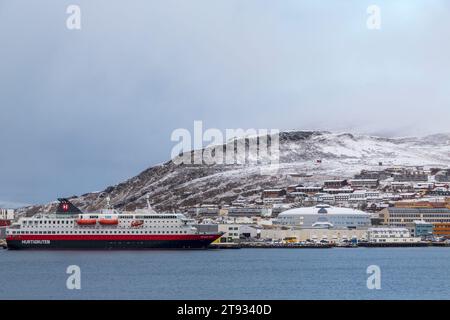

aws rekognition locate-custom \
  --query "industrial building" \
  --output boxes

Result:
[380,207,450,227]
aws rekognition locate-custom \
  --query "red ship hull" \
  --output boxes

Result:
[6,233,222,250]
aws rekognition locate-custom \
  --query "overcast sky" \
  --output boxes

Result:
[0,0,449,206]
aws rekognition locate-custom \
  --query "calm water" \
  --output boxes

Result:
[1,247,450,300]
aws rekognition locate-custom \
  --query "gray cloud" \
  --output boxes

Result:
[0,0,449,205]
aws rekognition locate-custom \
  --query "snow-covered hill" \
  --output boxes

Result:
[22,131,450,215]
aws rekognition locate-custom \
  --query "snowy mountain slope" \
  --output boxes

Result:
[21,131,450,215]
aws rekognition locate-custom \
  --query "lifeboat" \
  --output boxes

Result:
[99,218,119,225]
[76,219,97,225]
[131,220,144,227]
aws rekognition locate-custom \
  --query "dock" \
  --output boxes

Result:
[209,243,241,249]
[211,241,450,249]
[239,242,333,249]
[357,242,430,248]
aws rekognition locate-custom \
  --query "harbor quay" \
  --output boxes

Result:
[259,228,368,243]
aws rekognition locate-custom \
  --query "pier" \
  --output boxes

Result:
[236,242,333,249]
[210,241,450,249]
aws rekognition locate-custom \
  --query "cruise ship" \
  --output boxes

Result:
[6,198,222,250]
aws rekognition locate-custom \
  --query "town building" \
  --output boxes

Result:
[390,182,414,192]
[227,207,272,217]
[188,206,219,216]
[366,227,421,243]
[428,188,450,196]
[433,223,450,238]
[335,193,351,203]
[354,170,390,180]
[393,171,428,182]
[322,188,353,194]
[0,209,14,220]
[262,189,286,199]
[380,207,450,227]
[295,186,323,195]
[323,180,348,189]
[349,179,379,189]
[195,223,240,243]
[435,170,450,182]
[406,220,433,238]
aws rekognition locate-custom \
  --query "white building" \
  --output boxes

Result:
[335,193,351,203]
[0,209,14,220]
[367,227,421,243]
[316,193,335,204]
[215,224,239,243]
[216,224,260,242]
[276,204,371,229]
[349,190,367,203]
[349,179,379,189]
[261,228,368,243]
